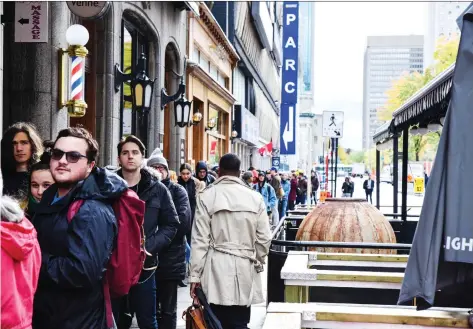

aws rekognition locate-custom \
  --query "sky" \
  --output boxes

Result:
[312,1,427,150]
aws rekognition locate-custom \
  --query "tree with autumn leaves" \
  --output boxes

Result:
[375,34,459,162]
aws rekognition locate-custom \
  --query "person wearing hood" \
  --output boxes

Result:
[1,188,41,329]
[115,137,179,329]
[195,161,215,187]
[31,127,122,329]
[147,149,191,329]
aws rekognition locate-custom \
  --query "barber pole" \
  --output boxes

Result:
[70,56,84,101]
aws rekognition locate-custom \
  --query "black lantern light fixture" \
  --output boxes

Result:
[161,58,203,128]
[173,94,193,128]
[115,53,156,120]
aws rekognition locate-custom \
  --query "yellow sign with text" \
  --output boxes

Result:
[414,177,425,194]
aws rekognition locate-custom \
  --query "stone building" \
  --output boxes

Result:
[0,1,196,169]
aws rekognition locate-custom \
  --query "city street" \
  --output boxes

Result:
[327,176,424,216]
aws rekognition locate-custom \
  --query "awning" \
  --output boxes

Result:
[392,64,455,130]
[372,121,394,144]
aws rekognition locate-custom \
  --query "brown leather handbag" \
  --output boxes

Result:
[183,304,208,329]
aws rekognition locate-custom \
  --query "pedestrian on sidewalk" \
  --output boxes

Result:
[31,127,121,329]
[115,136,179,329]
[1,190,41,329]
[189,154,272,329]
[1,122,44,198]
[363,174,375,204]
[288,172,298,210]
[147,149,191,329]
[253,171,277,226]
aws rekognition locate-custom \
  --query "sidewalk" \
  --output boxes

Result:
[131,266,268,329]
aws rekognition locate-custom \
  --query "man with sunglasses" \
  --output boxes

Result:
[31,127,127,329]
[147,148,191,329]
[115,136,179,329]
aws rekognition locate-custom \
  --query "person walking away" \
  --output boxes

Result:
[310,170,319,205]
[280,173,291,218]
[31,127,122,329]
[296,172,308,205]
[363,174,375,204]
[288,172,298,210]
[24,143,54,218]
[266,169,281,224]
[349,176,355,197]
[1,192,41,329]
[189,154,272,329]
[115,137,179,329]
[147,149,191,329]
[195,161,215,186]
[253,171,277,227]
[1,122,44,198]
[342,177,352,197]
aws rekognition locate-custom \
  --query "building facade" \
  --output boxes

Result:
[362,35,424,150]
[1,1,194,170]
[212,1,282,170]
[185,2,239,168]
[424,1,468,68]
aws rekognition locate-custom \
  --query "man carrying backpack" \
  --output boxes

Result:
[31,127,133,329]
[115,136,179,329]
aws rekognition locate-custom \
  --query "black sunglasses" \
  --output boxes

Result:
[51,148,88,163]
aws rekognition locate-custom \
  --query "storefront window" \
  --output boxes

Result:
[207,104,228,164]
[120,19,149,144]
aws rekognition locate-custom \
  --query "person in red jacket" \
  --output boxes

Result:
[1,192,41,329]
[288,172,298,210]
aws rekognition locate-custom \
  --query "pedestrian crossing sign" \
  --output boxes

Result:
[322,111,344,138]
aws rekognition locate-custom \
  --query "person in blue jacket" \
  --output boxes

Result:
[280,172,291,218]
[253,171,277,221]
[32,127,121,329]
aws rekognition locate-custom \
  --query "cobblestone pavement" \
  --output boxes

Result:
[131,264,268,329]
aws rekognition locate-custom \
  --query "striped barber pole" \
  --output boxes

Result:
[70,56,84,100]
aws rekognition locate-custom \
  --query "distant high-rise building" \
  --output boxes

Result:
[424,2,468,68]
[362,35,424,150]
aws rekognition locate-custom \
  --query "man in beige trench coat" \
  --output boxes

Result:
[189,153,272,329]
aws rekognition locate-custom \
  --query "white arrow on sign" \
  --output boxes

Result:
[283,105,294,150]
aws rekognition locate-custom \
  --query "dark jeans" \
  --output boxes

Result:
[296,194,307,205]
[365,190,373,203]
[288,200,295,210]
[210,304,251,329]
[156,279,178,329]
[113,272,158,329]
[311,191,317,205]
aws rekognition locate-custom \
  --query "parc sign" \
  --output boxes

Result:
[280,1,299,155]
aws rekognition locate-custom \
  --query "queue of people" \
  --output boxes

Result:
[0,121,274,329]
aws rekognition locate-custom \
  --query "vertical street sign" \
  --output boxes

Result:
[15,2,49,43]
[280,1,299,155]
[322,111,344,138]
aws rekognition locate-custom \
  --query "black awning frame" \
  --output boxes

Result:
[392,64,454,131]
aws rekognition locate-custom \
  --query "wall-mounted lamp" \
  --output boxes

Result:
[230,121,238,142]
[205,117,217,132]
[115,53,156,120]
[174,94,193,128]
[190,112,203,126]
[59,24,89,117]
